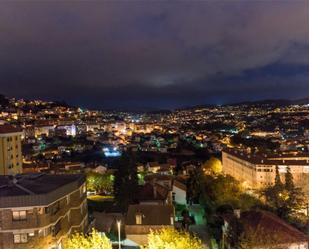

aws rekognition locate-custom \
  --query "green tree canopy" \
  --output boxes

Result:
[142,228,204,249]
[64,229,112,249]
[262,166,304,218]
[202,157,222,175]
[87,172,114,194]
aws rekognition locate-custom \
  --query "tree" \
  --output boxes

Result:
[113,153,138,211]
[207,215,224,246]
[284,167,304,216]
[64,229,112,249]
[187,169,202,205]
[202,157,222,175]
[262,166,304,218]
[200,174,242,208]
[142,228,203,249]
[275,165,283,188]
[285,166,294,191]
[87,172,114,194]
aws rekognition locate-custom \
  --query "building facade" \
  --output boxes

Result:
[125,204,174,245]
[0,174,88,249]
[222,149,309,189]
[0,125,23,175]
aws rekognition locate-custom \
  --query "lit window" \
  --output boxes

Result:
[12,211,27,221]
[135,214,142,225]
[14,234,27,243]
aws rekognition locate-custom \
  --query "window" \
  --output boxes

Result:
[38,208,44,215]
[12,211,27,221]
[50,202,60,215]
[135,214,142,225]
[52,221,61,236]
[300,244,306,249]
[14,234,27,243]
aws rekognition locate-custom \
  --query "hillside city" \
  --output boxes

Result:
[0,94,309,249]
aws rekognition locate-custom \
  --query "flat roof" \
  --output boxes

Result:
[0,173,85,197]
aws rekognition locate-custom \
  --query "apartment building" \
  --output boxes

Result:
[0,173,88,249]
[222,148,309,189]
[0,125,23,175]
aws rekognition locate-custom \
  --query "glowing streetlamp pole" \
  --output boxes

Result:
[117,220,121,249]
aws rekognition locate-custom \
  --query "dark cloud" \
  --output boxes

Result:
[0,1,309,109]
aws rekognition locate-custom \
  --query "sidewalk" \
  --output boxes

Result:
[188,204,215,249]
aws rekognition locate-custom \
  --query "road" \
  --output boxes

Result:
[188,204,218,249]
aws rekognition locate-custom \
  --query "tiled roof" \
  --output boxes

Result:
[136,183,169,202]
[0,124,22,134]
[241,210,308,244]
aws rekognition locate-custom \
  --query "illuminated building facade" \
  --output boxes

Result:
[0,174,88,249]
[222,149,309,189]
[0,125,23,175]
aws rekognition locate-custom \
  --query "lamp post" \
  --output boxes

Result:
[117,220,121,249]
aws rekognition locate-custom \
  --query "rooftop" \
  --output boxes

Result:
[0,173,85,197]
[241,210,308,245]
[126,204,174,226]
[136,183,169,202]
[223,148,309,166]
[0,124,22,134]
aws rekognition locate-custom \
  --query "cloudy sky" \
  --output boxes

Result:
[1,1,309,109]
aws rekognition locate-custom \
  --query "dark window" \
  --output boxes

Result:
[52,221,61,236]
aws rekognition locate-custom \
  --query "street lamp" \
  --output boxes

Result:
[117,220,121,249]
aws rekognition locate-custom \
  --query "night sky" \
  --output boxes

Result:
[1,1,309,110]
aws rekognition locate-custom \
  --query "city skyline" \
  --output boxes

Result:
[1,2,309,109]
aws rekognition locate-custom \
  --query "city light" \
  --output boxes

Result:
[103,147,121,157]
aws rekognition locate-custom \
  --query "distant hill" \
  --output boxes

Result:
[292,98,309,105]
[177,97,309,111]
[227,98,309,107]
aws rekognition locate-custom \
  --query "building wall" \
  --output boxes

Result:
[287,242,308,249]
[0,132,22,175]
[172,186,186,205]
[125,225,173,246]
[126,234,148,246]
[222,151,309,189]
[222,152,258,189]
[0,184,88,249]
